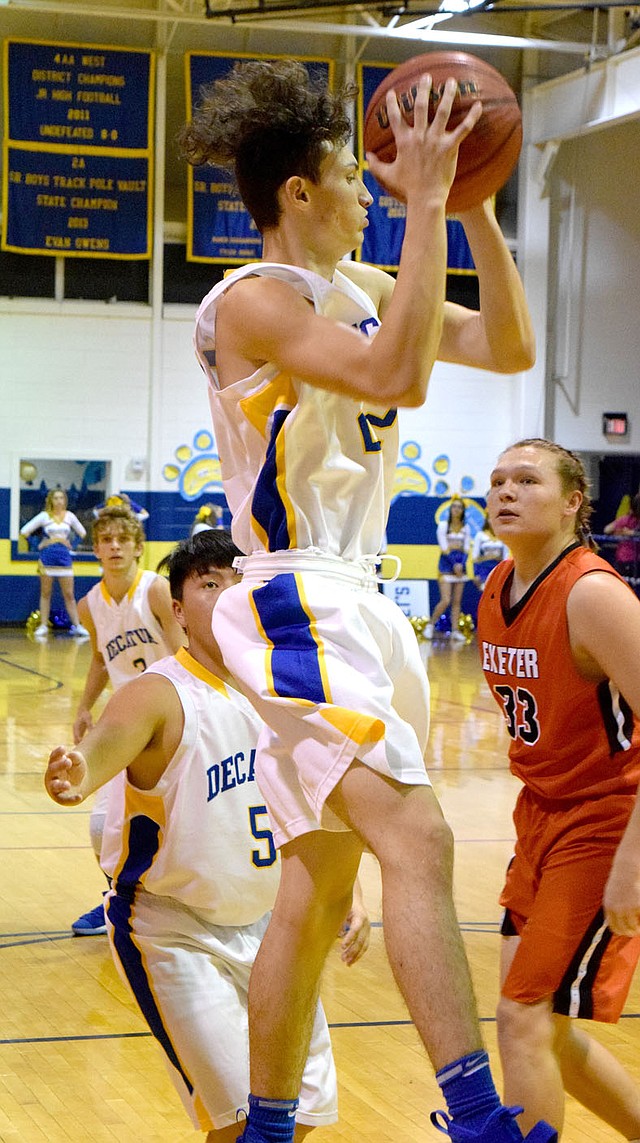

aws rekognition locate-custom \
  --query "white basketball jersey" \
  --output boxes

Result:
[101,648,281,927]
[194,261,398,560]
[85,569,170,688]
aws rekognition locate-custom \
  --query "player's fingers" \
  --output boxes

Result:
[48,775,70,792]
[47,746,72,770]
[409,74,434,132]
[340,914,371,964]
[49,782,83,805]
[430,76,460,127]
[345,926,371,964]
[342,931,369,965]
[447,98,483,146]
[48,744,68,761]
[384,85,405,137]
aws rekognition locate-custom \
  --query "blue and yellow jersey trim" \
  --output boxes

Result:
[99,567,144,607]
[175,645,230,698]
[249,572,331,704]
[240,372,298,552]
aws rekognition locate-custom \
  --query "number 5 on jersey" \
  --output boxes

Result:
[249,804,278,867]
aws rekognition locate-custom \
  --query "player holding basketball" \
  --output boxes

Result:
[46,530,369,1141]
[180,59,547,1143]
[71,505,185,935]
[478,438,640,1139]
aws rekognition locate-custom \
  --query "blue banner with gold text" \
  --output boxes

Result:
[2,39,154,258]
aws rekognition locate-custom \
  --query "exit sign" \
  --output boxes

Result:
[603,413,629,436]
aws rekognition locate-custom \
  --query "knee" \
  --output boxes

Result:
[421,811,454,869]
[271,881,354,963]
[376,796,454,881]
[275,855,357,947]
[497,995,555,1058]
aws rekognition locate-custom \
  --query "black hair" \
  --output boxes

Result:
[157,529,243,602]
[178,58,356,232]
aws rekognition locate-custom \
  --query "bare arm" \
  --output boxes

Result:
[149,576,186,653]
[567,572,640,934]
[73,597,109,742]
[438,201,535,373]
[46,673,182,804]
[218,78,482,408]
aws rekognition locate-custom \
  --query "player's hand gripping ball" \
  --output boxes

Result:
[363,51,522,213]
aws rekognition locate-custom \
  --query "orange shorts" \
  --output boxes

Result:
[500,788,640,1022]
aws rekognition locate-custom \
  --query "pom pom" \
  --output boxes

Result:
[458,613,475,641]
[25,610,42,636]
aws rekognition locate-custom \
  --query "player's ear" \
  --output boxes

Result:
[172,598,187,630]
[566,489,583,518]
[284,175,310,208]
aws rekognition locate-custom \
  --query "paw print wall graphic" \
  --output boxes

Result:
[162,431,223,501]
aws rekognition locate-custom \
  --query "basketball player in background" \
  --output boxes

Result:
[478,439,640,1140]
[45,530,369,1142]
[70,505,184,935]
[180,60,549,1143]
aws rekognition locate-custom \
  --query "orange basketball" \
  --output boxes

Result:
[363,51,522,212]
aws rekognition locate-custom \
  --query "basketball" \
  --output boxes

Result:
[363,51,522,213]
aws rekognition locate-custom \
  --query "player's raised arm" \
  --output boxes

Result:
[439,200,535,374]
[217,78,482,409]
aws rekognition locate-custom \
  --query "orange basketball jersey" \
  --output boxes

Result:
[477,544,640,801]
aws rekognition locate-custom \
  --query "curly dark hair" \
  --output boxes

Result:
[509,438,597,549]
[178,59,356,232]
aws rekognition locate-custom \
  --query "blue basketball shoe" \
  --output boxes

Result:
[71,900,107,936]
[431,1106,558,1141]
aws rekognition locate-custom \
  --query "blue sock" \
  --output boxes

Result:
[237,1094,299,1142]
[436,1050,502,1130]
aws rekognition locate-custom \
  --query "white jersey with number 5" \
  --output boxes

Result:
[100,647,280,927]
[194,261,397,560]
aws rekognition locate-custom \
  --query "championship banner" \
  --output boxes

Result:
[186,53,332,264]
[2,39,154,258]
[356,62,475,275]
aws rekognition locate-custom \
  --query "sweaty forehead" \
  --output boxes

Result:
[495,446,550,472]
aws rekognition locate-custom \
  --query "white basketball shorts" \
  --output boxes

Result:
[105,888,337,1131]
[211,550,432,848]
